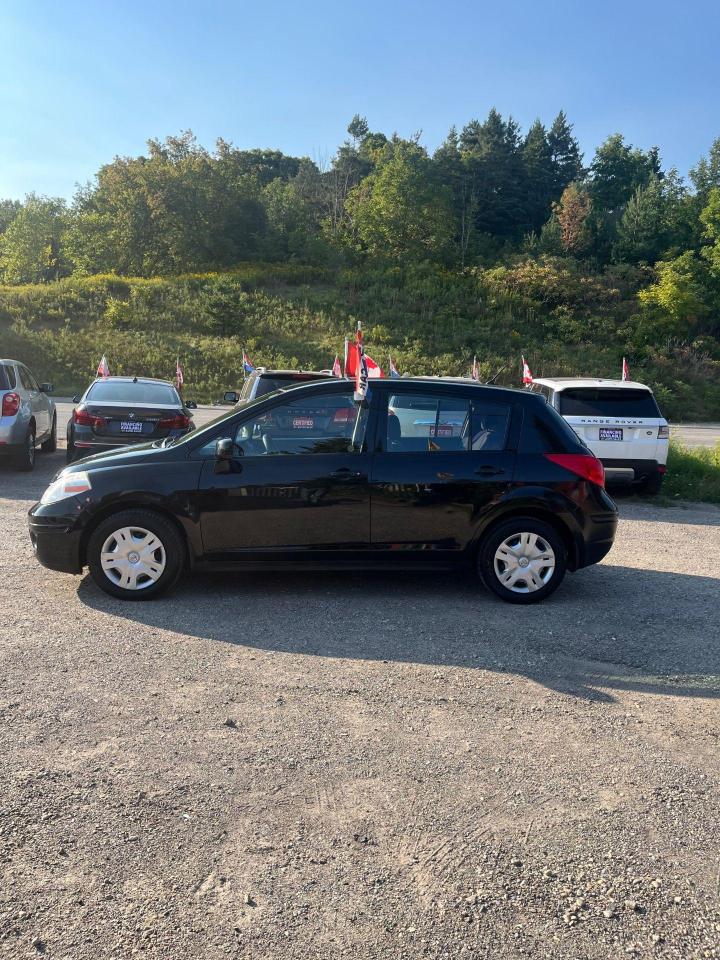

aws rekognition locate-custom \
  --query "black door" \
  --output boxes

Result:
[196,388,372,560]
[370,387,516,559]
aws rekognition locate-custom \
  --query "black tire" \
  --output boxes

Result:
[87,509,186,600]
[41,413,57,453]
[14,426,36,472]
[638,472,664,496]
[66,442,77,464]
[477,517,567,604]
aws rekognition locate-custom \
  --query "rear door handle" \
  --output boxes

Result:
[475,465,505,476]
[330,468,366,480]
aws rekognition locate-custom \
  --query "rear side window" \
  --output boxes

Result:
[87,381,179,404]
[558,388,660,418]
[520,404,588,454]
[18,366,34,390]
[471,401,511,451]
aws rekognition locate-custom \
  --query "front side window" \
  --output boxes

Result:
[234,391,368,456]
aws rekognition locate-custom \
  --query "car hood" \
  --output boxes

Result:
[61,440,174,475]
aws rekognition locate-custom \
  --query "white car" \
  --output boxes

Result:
[0,358,57,471]
[529,378,669,493]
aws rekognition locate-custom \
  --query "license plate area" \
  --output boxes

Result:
[120,421,144,433]
[599,427,623,441]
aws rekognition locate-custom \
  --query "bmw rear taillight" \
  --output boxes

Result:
[157,413,190,430]
[658,425,670,439]
[73,406,106,428]
[1,392,20,417]
[544,452,605,488]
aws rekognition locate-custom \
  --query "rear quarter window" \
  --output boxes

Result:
[520,403,588,454]
[558,388,661,418]
[0,364,15,390]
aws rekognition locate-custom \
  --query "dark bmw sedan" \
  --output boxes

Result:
[30,378,617,604]
[66,376,194,463]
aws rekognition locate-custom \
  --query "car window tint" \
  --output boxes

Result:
[558,388,660,417]
[18,366,34,390]
[234,392,368,455]
[0,364,14,390]
[87,381,179,404]
[521,407,587,454]
[386,392,470,452]
[471,401,511,451]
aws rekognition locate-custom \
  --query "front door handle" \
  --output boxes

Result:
[475,465,505,476]
[330,468,366,480]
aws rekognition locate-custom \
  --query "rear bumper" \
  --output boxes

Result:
[600,458,663,485]
[28,513,83,574]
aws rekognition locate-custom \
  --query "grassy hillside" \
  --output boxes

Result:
[1,260,719,419]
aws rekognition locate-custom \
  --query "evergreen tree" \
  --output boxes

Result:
[547,110,584,195]
[522,119,554,233]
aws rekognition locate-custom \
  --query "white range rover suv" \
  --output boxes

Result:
[529,378,669,493]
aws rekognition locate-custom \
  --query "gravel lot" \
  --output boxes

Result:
[1,451,719,959]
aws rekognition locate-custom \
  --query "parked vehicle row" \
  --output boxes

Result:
[29,377,618,605]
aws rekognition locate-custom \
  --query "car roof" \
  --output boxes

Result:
[87,376,176,387]
[253,369,332,377]
[268,376,530,404]
[532,377,652,391]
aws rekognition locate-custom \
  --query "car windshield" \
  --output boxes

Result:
[87,381,180,405]
[171,388,286,447]
[558,388,661,418]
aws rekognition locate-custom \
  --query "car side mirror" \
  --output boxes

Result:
[223,391,239,405]
[215,437,243,460]
[185,399,198,409]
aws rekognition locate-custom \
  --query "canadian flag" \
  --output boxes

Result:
[331,355,342,378]
[521,355,533,385]
[344,339,383,379]
[621,357,629,381]
[97,354,110,379]
[471,355,479,382]
[176,357,184,390]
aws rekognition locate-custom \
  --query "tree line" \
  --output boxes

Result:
[1,111,720,347]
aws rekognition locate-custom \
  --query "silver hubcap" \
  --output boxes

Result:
[100,526,166,591]
[494,532,555,594]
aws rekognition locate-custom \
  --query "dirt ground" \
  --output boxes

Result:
[1,451,719,959]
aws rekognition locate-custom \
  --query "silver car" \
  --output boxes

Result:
[0,359,57,471]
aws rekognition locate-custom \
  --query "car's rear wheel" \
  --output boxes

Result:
[478,517,566,604]
[87,510,185,600]
[41,413,57,453]
[15,426,36,472]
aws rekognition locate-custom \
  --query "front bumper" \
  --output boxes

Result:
[28,512,83,574]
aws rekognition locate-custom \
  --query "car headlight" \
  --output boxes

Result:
[41,471,92,504]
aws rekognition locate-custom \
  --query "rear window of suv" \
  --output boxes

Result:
[245,374,331,400]
[558,388,661,418]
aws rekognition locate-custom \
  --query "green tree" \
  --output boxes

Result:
[343,140,453,259]
[589,134,661,211]
[0,195,70,283]
[0,199,22,235]
[522,119,554,233]
[547,110,584,194]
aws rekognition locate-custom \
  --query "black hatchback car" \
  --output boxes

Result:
[29,378,617,603]
[67,376,195,462]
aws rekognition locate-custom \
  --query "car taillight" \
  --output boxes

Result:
[658,425,670,439]
[73,406,106,428]
[157,413,190,430]
[1,392,20,417]
[544,453,605,488]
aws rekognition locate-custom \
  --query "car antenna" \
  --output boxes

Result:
[485,364,507,385]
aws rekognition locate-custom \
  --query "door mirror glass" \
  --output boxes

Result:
[40,383,54,393]
[223,391,239,405]
[216,437,243,460]
[72,395,81,403]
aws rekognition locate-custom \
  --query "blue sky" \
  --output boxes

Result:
[1,0,719,200]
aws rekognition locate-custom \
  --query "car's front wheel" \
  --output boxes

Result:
[87,510,185,600]
[478,517,566,604]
